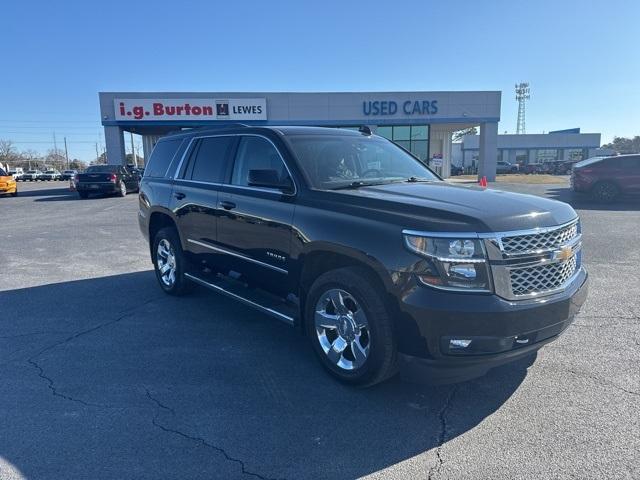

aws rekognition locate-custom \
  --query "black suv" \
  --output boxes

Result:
[138,125,588,386]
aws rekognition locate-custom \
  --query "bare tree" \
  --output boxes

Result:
[0,139,18,165]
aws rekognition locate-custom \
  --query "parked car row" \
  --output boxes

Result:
[8,168,79,181]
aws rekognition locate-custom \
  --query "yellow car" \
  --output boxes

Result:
[0,167,18,197]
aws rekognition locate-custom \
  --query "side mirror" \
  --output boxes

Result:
[248,169,293,193]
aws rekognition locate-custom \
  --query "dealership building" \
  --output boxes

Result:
[453,129,611,168]
[98,91,502,179]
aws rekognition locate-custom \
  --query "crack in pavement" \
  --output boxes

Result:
[566,369,639,397]
[145,388,284,480]
[427,386,458,480]
[0,330,74,339]
[25,296,164,408]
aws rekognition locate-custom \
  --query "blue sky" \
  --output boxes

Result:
[1,0,638,161]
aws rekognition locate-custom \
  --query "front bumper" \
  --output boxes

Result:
[395,267,588,384]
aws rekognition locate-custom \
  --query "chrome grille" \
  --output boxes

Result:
[485,219,583,300]
[501,222,578,254]
[509,255,577,296]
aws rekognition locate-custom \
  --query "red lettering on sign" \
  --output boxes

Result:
[202,106,213,116]
[132,106,144,119]
[153,103,164,115]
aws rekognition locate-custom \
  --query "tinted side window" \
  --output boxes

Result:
[231,136,287,187]
[189,136,235,183]
[146,139,182,178]
[616,156,640,169]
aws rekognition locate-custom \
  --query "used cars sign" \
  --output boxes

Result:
[114,98,267,121]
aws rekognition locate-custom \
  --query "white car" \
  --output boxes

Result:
[22,170,41,181]
[8,168,24,180]
[40,170,61,181]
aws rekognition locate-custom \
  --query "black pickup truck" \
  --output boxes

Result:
[138,125,588,386]
[75,165,139,199]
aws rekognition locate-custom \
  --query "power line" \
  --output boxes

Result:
[9,140,101,144]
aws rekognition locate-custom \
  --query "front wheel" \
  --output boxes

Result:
[305,267,397,387]
[78,191,89,199]
[152,227,193,296]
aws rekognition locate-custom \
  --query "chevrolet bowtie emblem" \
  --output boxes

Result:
[553,246,573,262]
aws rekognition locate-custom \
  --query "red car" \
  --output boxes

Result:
[571,154,640,202]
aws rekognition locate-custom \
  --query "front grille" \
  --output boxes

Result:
[501,222,578,254]
[509,255,578,296]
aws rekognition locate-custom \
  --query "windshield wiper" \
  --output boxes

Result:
[405,176,435,183]
[331,181,387,190]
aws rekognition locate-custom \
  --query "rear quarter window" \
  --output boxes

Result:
[145,138,183,178]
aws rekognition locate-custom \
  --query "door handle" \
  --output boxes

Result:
[174,192,186,200]
[220,200,236,210]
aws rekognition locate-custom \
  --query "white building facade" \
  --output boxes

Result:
[99,91,502,179]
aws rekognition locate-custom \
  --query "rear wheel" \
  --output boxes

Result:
[78,191,89,199]
[117,180,127,197]
[152,227,193,296]
[305,267,397,386]
[592,181,619,203]
[11,189,17,197]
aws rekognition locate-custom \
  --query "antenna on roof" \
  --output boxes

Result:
[359,125,372,135]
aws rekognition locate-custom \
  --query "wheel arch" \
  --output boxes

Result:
[296,243,398,332]
[148,208,181,260]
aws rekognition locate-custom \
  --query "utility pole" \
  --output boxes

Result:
[53,132,58,154]
[95,142,99,164]
[64,137,69,169]
[129,131,137,167]
[515,82,531,134]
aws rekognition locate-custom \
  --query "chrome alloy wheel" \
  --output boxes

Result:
[314,289,370,371]
[120,181,127,196]
[156,239,177,287]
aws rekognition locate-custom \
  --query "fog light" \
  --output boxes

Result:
[449,339,472,349]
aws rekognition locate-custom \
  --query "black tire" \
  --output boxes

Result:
[11,190,17,197]
[152,227,194,296]
[592,181,619,203]
[78,191,89,199]
[305,266,397,387]
[117,180,127,197]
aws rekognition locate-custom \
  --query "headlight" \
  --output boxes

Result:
[403,234,492,292]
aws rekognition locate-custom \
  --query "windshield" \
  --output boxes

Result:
[286,134,439,190]
[86,165,117,173]
[574,156,605,168]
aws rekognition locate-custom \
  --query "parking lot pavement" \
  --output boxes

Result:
[1,180,638,480]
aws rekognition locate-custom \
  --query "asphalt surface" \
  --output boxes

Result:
[0,180,638,480]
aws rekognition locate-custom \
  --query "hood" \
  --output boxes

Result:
[330,181,577,233]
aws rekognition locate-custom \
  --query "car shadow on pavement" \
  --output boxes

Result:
[14,187,73,198]
[33,192,122,202]
[546,186,640,211]
[0,271,534,480]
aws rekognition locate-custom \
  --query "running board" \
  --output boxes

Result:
[184,272,296,325]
